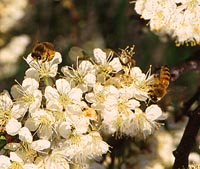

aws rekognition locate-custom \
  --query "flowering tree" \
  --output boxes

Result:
[1,0,200,169]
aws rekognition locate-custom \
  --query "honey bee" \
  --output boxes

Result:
[148,66,170,102]
[31,42,55,62]
[118,45,135,68]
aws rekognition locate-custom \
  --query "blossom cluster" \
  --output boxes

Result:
[0,0,28,33]
[133,0,200,46]
[0,35,30,80]
[0,46,164,168]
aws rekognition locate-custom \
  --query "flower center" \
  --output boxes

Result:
[59,94,72,106]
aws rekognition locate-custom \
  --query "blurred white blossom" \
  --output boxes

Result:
[0,35,30,79]
[0,0,28,33]
[134,0,200,45]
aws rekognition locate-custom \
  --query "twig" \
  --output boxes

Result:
[172,105,200,169]
[182,86,200,116]
[170,49,200,81]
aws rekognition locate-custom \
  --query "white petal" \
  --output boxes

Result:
[85,93,96,103]
[83,73,96,87]
[59,121,72,138]
[25,118,39,131]
[46,100,62,112]
[11,85,23,99]
[11,103,28,119]
[18,127,33,143]
[44,86,59,101]
[25,54,37,65]
[10,152,23,162]
[93,48,107,65]
[51,52,62,65]
[105,85,119,97]
[146,104,162,121]
[78,60,94,74]
[68,88,83,102]
[29,90,42,113]
[6,118,21,136]
[48,64,58,77]
[75,117,89,134]
[31,139,50,151]
[25,68,40,81]
[109,57,123,72]
[23,163,38,169]
[130,67,145,81]
[45,151,70,169]
[0,90,13,109]
[22,78,39,91]
[93,84,104,93]
[0,155,11,168]
[4,143,20,151]
[127,99,140,110]
[61,66,73,77]
[37,125,53,140]
[56,79,70,94]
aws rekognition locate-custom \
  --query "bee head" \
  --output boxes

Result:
[31,52,42,60]
[150,95,158,102]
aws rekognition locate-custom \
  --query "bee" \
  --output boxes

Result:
[118,45,135,68]
[31,42,55,62]
[148,66,170,102]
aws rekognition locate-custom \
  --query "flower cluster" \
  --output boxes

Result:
[133,0,200,46]
[0,45,165,168]
[0,35,30,80]
[0,0,28,33]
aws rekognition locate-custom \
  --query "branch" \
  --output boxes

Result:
[182,87,200,116]
[172,105,200,169]
[170,49,200,81]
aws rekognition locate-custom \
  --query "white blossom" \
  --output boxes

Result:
[42,150,70,169]
[134,0,200,45]
[121,105,162,138]
[63,132,109,164]
[11,78,42,116]
[62,60,96,92]
[93,48,122,82]
[45,78,83,112]
[25,109,55,139]
[129,66,153,101]
[25,52,62,79]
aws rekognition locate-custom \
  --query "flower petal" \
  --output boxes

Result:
[146,104,162,121]
[18,127,33,143]
[31,139,50,151]
[5,118,21,136]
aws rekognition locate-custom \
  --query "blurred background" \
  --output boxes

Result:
[1,0,200,168]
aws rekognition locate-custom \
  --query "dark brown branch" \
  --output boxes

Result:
[172,105,200,169]
[182,86,200,116]
[170,49,200,81]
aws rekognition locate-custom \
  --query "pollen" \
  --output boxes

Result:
[117,99,129,115]
[58,94,72,106]
[98,64,113,76]
[40,115,52,126]
[95,92,106,104]
[21,94,35,104]
[10,162,22,169]
[0,109,11,131]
